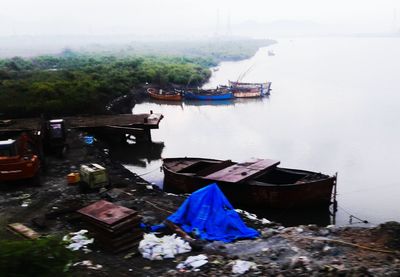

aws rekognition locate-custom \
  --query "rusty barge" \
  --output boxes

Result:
[163,157,336,209]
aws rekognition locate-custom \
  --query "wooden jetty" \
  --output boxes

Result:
[0,113,163,142]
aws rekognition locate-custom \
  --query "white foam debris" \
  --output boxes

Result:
[73,260,103,270]
[176,254,208,271]
[138,233,191,260]
[235,209,271,224]
[63,230,94,253]
[231,260,257,274]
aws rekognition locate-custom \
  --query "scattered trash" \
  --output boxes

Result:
[235,209,271,225]
[63,229,94,253]
[231,260,257,274]
[123,251,137,259]
[21,199,31,207]
[67,172,80,185]
[73,260,103,270]
[176,254,208,271]
[138,233,191,260]
[83,136,94,145]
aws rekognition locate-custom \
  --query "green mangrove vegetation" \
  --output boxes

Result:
[0,39,275,117]
[0,237,75,276]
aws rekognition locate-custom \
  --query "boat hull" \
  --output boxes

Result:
[233,91,262,98]
[229,81,272,96]
[163,157,336,209]
[148,88,182,101]
[184,92,234,100]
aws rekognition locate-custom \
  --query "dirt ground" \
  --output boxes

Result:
[1,130,400,276]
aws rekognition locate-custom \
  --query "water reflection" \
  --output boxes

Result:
[108,141,165,167]
[129,38,400,226]
[145,99,184,108]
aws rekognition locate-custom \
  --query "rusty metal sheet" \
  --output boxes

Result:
[78,200,137,226]
[204,159,280,183]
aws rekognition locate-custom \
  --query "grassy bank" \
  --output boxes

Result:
[0,39,275,117]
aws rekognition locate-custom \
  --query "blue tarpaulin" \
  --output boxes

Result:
[167,183,259,243]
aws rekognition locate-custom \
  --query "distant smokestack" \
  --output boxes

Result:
[226,10,232,37]
[215,9,220,38]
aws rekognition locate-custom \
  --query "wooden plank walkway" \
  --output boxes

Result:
[65,113,163,129]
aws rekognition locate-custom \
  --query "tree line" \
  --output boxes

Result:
[0,39,275,117]
[0,53,211,117]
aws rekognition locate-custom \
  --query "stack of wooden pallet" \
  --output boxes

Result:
[77,200,142,253]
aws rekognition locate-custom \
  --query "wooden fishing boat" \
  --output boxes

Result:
[163,157,336,209]
[229,81,272,97]
[183,88,234,101]
[147,88,182,101]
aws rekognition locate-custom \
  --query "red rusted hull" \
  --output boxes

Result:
[163,157,336,209]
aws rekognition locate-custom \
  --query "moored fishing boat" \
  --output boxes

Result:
[183,88,234,101]
[229,80,272,97]
[147,88,182,101]
[162,157,336,209]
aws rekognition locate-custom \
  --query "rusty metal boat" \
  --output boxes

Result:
[162,157,336,209]
[147,88,182,101]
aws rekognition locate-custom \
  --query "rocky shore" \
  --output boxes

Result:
[1,129,400,276]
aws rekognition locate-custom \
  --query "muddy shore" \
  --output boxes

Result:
[1,129,400,276]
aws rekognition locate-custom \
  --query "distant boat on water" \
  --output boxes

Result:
[184,87,234,101]
[229,81,272,98]
[147,88,182,101]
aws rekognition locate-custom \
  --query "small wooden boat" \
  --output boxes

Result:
[163,157,336,209]
[184,88,234,101]
[229,81,272,97]
[147,88,182,101]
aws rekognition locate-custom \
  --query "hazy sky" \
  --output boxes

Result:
[1,0,399,37]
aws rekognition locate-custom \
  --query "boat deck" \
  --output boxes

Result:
[205,158,280,183]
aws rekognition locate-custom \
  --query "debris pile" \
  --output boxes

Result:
[77,200,142,253]
[176,254,208,272]
[231,260,257,274]
[138,233,191,260]
[63,230,94,253]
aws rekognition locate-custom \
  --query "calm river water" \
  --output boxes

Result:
[113,37,400,226]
